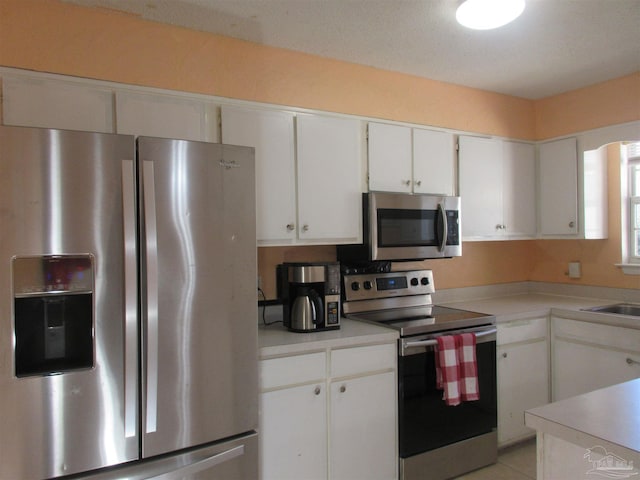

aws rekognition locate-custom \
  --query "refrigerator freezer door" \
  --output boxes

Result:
[137,137,258,457]
[0,126,138,479]
[74,432,259,480]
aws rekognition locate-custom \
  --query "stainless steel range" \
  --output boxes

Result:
[342,268,497,480]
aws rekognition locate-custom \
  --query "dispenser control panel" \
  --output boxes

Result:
[12,255,94,296]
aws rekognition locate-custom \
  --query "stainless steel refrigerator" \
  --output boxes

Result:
[0,125,258,479]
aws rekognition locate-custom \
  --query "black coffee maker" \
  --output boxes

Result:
[277,262,341,332]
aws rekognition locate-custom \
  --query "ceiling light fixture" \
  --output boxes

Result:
[456,0,526,30]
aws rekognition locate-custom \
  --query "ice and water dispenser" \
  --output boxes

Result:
[13,255,94,377]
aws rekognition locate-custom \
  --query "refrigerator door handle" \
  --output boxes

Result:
[143,160,159,434]
[146,445,245,480]
[122,160,138,439]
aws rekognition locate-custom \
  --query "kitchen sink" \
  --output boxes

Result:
[582,303,640,317]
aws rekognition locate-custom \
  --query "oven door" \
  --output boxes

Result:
[398,326,497,459]
[369,192,461,260]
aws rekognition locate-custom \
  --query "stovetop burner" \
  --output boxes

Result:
[341,269,494,337]
[347,304,494,337]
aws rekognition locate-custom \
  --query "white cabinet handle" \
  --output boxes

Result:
[502,352,508,358]
[340,385,347,393]
[415,180,422,187]
[569,221,575,228]
[302,224,309,232]
[314,386,321,395]
[286,223,295,231]
[404,180,411,186]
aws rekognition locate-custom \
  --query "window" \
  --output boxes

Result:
[621,142,640,271]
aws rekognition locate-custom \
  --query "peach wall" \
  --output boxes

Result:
[0,0,535,139]
[535,73,640,140]
[0,0,638,293]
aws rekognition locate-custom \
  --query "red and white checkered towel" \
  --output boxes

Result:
[436,333,479,406]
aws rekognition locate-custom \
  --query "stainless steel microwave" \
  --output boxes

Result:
[337,192,461,261]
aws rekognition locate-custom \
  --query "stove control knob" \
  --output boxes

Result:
[351,281,360,291]
[421,277,430,286]
[410,278,419,286]
[363,280,373,290]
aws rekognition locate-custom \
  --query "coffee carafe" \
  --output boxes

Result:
[290,286,323,331]
[277,262,341,332]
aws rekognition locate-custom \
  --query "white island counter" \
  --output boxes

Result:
[525,378,640,480]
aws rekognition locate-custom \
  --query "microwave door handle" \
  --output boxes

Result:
[437,203,448,252]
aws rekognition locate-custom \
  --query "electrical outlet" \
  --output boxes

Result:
[568,262,581,279]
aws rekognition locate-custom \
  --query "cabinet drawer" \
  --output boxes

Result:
[498,317,547,345]
[260,352,326,390]
[331,343,396,378]
[553,317,640,352]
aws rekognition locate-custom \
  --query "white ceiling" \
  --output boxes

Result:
[66,0,640,99]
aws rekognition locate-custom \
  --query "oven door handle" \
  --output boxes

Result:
[404,328,497,349]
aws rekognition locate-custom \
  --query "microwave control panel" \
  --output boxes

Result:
[446,210,460,245]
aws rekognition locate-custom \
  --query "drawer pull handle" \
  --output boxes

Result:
[502,352,508,358]
[314,386,321,395]
[340,385,347,393]
[626,358,640,366]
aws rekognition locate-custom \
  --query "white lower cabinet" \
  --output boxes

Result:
[330,372,396,480]
[261,383,327,480]
[259,343,398,480]
[497,317,549,447]
[551,316,640,401]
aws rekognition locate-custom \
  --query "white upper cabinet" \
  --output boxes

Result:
[503,140,537,237]
[220,105,297,244]
[116,91,217,142]
[459,136,503,238]
[459,136,536,240]
[296,114,363,244]
[368,122,455,195]
[2,75,114,133]
[538,137,578,236]
[413,128,456,195]
[221,106,363,245]
[368,122,413,192]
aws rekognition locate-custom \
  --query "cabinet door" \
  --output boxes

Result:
[221,105,297,244]
[459,136,503,238]
[296,114,363,243]
[413,128,455,196]
[502,141,536,237]
[553,339,640,401]
[116,91,216,141]
[2,75,114,133]
[497,340,549,446]
[330,372,397,480]
[260,384,327,480]
[539,138,578,235]
[368,122,413,192]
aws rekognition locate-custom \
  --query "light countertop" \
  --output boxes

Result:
[259,318,399,359]
[442,293,640,329]
[259,290,640,357]
[525,378,640,459]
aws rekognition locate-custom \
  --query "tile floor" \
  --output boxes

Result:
[455,439,536,480]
